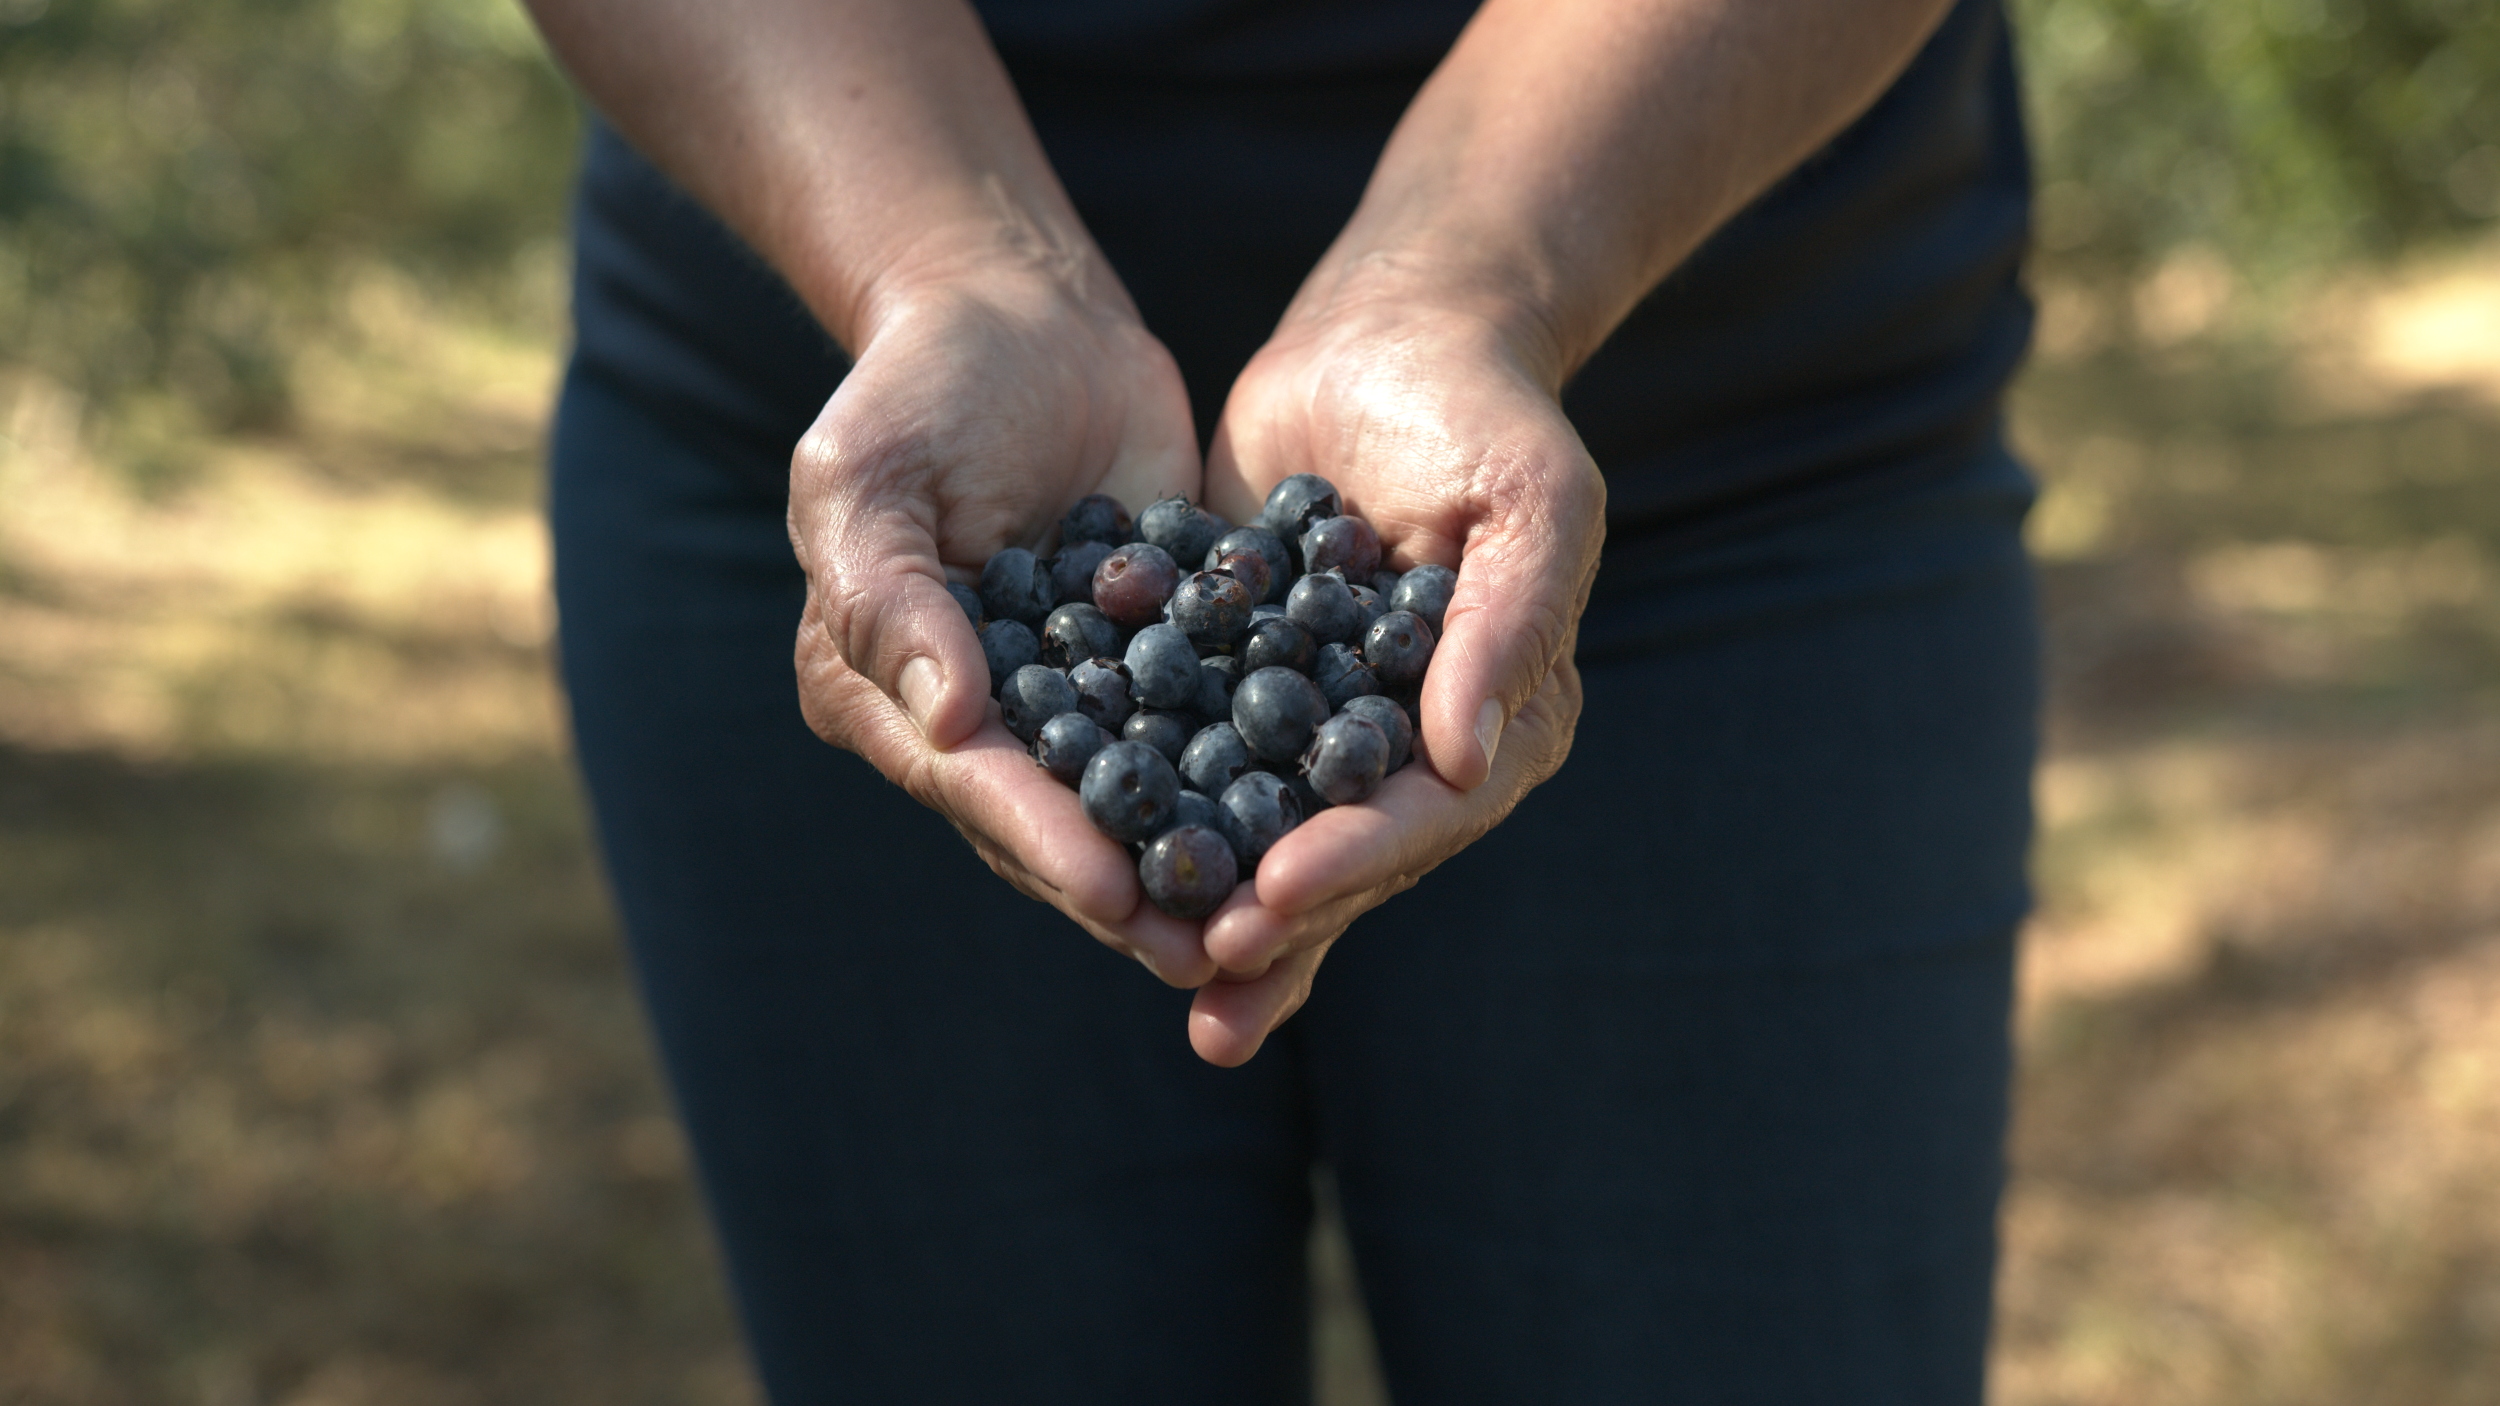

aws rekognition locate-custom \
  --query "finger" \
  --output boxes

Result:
[788,407,993,752]
[1418,448,1604,792]
[1187,942,1331,1067]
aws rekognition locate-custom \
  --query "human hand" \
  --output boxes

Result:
[785,265,1220,986]
[1192,274,1606,1065]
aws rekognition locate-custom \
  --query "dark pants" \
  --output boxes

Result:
[550,343,2036,1400]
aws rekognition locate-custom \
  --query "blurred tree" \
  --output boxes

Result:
[0,0,578,428]
[2016,0,2500,279]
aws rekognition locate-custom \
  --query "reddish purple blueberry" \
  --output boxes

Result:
[1300,515,1381,582]
[1092,542,1181,629]
[1138,824,1238,919]
[1206,527,1293,605]
[1210,547,1273,606]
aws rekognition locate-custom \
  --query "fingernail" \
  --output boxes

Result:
[1473,698,1505,779]
[899,656,943,735]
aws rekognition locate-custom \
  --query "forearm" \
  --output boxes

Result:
[523,0,1114,351]
[1300,0,1957,386]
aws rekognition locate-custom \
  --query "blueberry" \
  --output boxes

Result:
[1124,623,1199,709]
[1249,603,1287,622]
[1173,788,1223,834]
[1080,739,1180,845]
[1032,711,1112,785]
[1389,564,1456,634]
[1338,694,1413,774]
[1092,542,1181,629]
[1232,665,1330,764]
[979,547,1053,627]
[1060,492,1134,548]
[1209,547,1273,607]
[1178,720,1255,797]
[1197,655,1242,719]
[1347,583,1388,636]
[1000,664,1079,745]
[1285,571,1361,645]
[1168,570,1255,652]
[1239,615,1316,676]
[1138,495,1229,570]
[1039,602,1121,670]
[1361,609,1437,690]
[1049,540,1114,606]
[1300,712,1390,806]
[1206,527,1293,606]
[1122,707,1196,764]
[1069,657,1137,730]
[1299,515,1381,582]
[1259,473,1341,544]
[1215,770,1303,867]
[979,619,1040,691]
[1138,824,1238,919]
[947,581,984,627]
[1369,569,1404,599]
[1312,642,1380,708]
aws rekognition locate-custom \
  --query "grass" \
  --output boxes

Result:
[3,249,2497,1404]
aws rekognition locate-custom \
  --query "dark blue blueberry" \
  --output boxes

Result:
[1285,571,1361,646]
[979,619,1039,691]
[1312,642,1380,709]
[1032,711,1112,785]
[1049,540,1114,606]
[998,665,1079,744]
[1080,739,1180,845]
[1389,564,1457,635]
[1215,771,1303,868]
[1168,571,1255,652]
[1232,665,1331,764]
[947,581,984,627]
[1178,721,1254,797]
[1239,615,1316,676]
[1138,824,1238,919]
[1259,473,1341,544]
[1139,495,1229,570]
[1039,602,1121,670]
[1123,623,1200,709]
[1173,788,1223,834]
[1122,707,1196,764]
[1209,546,1273,606]
[1300,712,1389,806]
[1206,527,1293,606]
[1361,610,1437,690]
[1338,694,1414,775]
[1249,603,1287,622]
[1369,569,1404,599]
[1092,542,1180,629]
[1069,657,1136,730]
[1299,515,1381,582]
[1348,583,1388,636]
[1196,655,1242,721]
[979,547,1053,627]
[1059,492,1134,548]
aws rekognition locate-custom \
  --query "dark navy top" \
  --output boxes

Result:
[568,0,2035,655]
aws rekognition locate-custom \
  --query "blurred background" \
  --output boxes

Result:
[1,0,2495,1401]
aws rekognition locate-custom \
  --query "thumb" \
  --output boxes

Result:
[1417,453,1605,791]
[788,448,993,753]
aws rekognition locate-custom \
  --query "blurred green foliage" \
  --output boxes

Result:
[0,0,577,427]
[2016,0,2500,278]
[0,0,2495,425]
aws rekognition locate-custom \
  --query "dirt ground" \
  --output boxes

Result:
[3,252,2495,1404]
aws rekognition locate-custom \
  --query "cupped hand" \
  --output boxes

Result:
[785,267,1217,986]
[1193,281,1606,1065]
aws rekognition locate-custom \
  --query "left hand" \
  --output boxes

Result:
[1193,273,1607,1066]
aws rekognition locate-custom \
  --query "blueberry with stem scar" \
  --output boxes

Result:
[1312,642,1380,709]
[1080,740,1180,845]
[1092,542,1181,629]
[1300,515,1381,583]
[1032,711,1112,785]
[1300,712,1390,806]
[1139,824,1237,919]
[1361,609,1437,691]
[1259,473,1341,544]
[1039,602,1121,670]
[1069,657,1136,730]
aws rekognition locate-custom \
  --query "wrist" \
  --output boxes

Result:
[1277,237,1578,394]
[821,197,1140,356]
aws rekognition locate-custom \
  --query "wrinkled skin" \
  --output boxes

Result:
[785,268,1217,987]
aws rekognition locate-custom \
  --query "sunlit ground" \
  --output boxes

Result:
[2,249,2496,1404]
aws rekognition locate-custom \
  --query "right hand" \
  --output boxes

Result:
[784,262,1216,986]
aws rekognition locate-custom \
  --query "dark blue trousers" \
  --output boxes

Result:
[550,349,2036,1400]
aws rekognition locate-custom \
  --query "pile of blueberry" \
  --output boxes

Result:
[953,474,1454,919]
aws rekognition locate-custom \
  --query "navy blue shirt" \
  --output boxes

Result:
[568,0,2033,650]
